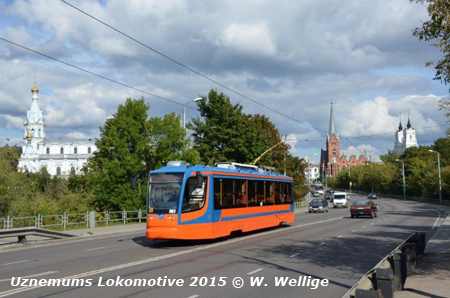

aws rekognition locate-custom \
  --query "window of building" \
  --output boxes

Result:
[46,148,50,154]
[56,167,61,176]
[60,147,64,154]
[74,147,78,154]
[88,147,91,154]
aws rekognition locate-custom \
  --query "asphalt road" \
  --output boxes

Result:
[0,195,446,298]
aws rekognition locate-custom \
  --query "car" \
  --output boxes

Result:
[332,192,349,208]
[324,189,334,200]
[309,199,328,213]
[350,200,378,218]
[368,192,377,200]
[312,190,320,197]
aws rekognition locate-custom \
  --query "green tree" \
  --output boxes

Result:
[285,155,309,200]
[411,0,450,133]
[148,112,200,169]
[85,98,151,210]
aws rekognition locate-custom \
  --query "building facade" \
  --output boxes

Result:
[17,80,97,177]
[320,103,366,178]
[394,117,418,155]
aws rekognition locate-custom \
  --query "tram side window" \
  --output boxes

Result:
[285,183,293,203]
[256,181,265,206]
[182,177,206,213]
[275,182,283,204]
[221,178,234,209]
[235,179,247,207]
[248,180,257,206]
[265,181,275,205]
[214,178,222,209]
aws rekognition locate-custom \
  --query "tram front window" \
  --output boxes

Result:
[148,173,183,214]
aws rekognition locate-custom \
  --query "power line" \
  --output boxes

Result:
[60,0,326,134]
[0,37,192,109]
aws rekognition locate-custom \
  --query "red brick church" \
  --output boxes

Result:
[320,103,366,178]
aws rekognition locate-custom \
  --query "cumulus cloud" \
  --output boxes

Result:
[0,0,448,162]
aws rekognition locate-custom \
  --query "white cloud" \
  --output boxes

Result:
[217,22,277,57]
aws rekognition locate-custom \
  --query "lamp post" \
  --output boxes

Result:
[182,97,202,129]
[429,150,442,204]
[396,159,406,200]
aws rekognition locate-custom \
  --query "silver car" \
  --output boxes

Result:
[309,199,329,213]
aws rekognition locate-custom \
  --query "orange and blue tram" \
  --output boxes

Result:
[146,161,294,240]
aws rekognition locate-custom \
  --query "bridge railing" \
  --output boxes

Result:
[0,209,145,232]
[342,232,426,298]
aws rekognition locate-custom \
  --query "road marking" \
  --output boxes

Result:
[3,260,29,266]
[351,230,356,233]
[362,226,366,228]
[86,247,105,252]
[318,242,326,245]
[0,216,343,297]
[337,235,343,238]
[0,271,58,283]
[247,268,263,275]
[371,223,374,225]
[378,220,382,223]
[290,253,300,257]
[432,214,441,229]
[188,296,199,298]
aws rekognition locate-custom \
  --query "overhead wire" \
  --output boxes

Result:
[60,0,326,134]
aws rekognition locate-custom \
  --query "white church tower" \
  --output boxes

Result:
[18,78,97,177]
[394,115,418,155]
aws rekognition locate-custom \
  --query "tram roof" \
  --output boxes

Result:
[150,161,292,179]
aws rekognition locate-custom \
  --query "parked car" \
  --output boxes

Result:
[309,199,328,213]
[350,200,378,218]
[368,192,377,200]
[324,189,334,200]
[332,192,349,208]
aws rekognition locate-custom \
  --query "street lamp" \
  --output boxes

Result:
[182,97,202,129]
[429,150,442,204]
[396,159,406,200]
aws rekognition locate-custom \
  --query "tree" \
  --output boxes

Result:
[190,89,286,166]
[148,112,201,169]
[411,0,450,133]
[85,98,151,210]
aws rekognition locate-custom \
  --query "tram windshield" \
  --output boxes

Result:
[148,173,183,214]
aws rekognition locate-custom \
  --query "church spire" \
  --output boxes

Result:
[329,102,336,135]
[407,111,412,129]
[398,116,403,131]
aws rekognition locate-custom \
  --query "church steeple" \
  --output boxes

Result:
[329,102,336,135]
[398,116,403,132]
[406,115,412,129]
[23,76,45,144]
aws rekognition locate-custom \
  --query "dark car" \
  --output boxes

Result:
[324,189,334,200]
[368,192,377,200]
[309,199,329,213]
[350,200,378,218]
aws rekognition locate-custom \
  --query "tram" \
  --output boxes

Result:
[146,161,294,240]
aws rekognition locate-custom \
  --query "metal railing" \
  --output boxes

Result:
[343,232,426,298]
[341,189,450,206]
[0,210,144,231]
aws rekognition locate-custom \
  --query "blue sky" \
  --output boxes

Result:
[0,0,449,164]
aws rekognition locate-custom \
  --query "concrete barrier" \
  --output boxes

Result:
[343,232,426,298]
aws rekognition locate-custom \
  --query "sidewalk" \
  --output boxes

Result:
[395,216,450,298]
[64,223,146,238]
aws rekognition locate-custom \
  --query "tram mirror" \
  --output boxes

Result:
[196,171,204,188]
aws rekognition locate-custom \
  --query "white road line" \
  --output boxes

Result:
[351,230,356,233]
[432,214,441,229]
[362,226,366,228]
[337,235,343,238]
[318,242,326,245]
[0,216,343,297]
[247,268,263,275]
[371,223,374,225]
[0,271,58,283]
[3,260,29,266]
[188,295,199,298]
[86,247,105,252]
[290,253,300,257]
